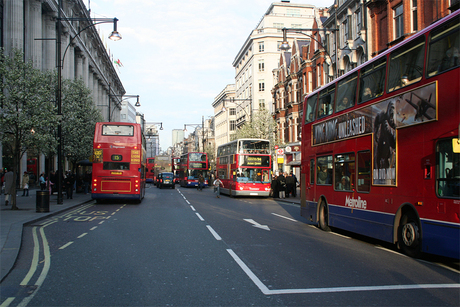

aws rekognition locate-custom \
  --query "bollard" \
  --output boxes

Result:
[36,190,50,213]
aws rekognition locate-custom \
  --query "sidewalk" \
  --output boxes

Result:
[272,187,301,205]
[0,187,92,282]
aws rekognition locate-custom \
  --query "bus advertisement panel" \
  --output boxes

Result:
[153,155,172,185]
[179,152,209,187]
[300,11,459,259]
[217,139,271,197]
[146,157,155,183]
[91,122,146,202]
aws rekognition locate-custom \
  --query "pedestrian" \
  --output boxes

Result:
[83,171,91,194]
[65,170,75,199]
[4,168,14,206]
[22,171,30,196]
[39,172,46,190]
[286,172,295,198]
[272,175,280,198]
[46,177,54,196]
[213,177,223,198]
[291,172,298,197]
[278,172,286,199]
[198,174,204,191]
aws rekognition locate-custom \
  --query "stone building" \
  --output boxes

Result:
[1,0,125,176]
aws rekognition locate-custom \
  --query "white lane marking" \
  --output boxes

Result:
[226,249,271,295]
[196,213,205,221]
[90,226,98,231]
[99,221,105,225]
[330,232,351,239]
[227,248,460,295]
[59,242,74,250]
[271,213,298,222]
[206,226,222,241]
[77,233,88,239]
[243,219,270,231]
[190,205,196,211]
[186,200,190,204]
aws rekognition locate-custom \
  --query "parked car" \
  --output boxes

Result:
[157,172,175,189]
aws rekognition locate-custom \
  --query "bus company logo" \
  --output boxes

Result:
[345,195,367,210]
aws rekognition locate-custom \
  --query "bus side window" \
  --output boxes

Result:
[427,17,460,77]
[359,58,386,104]
[310,159,315,184]
[316,156,332,185]
[305,94,318,123]
[334,153,355,191]
[436,139,460,197]
[388,36,425,92]
[336,72,358,112]
[318,85,335,118]
[357,151,371,192]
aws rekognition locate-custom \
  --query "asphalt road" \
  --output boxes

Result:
[1,184,459,306]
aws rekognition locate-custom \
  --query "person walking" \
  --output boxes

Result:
[213,177,223,198]
[65,170,75,199]
[4,169,14,206]
[278,172,286,199]
[198,174,204,191]
[271,175,280,198]
[21,171,30,196]
[286,172,295,198]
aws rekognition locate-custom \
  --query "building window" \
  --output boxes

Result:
[259,80,265,92]
[412,0,418,32]
[258,60,264,72]
[274,23,284,33]
[229,108,236,116]
[291,23,302,29]
[394,4,404,39]
[258,41,264,52]
[259,99,265,109]
[342,19,348,45]
[355,9,362,37]
[230,120,236,131]
[287,8,301,17]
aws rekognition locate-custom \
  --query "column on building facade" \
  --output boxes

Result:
[75,52,84,80]
[27,0,43,68]
[4,0,23,53]
[42,12,56,71]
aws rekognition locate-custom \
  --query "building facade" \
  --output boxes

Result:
[212,84,236,149]
[1,0,125,175]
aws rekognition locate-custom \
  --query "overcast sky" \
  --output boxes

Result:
[88,0,334,150]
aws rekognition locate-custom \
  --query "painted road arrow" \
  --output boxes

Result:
[243,219,270,231]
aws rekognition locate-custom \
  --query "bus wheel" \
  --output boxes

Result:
[398,211,421,258]
[318,201,330,231]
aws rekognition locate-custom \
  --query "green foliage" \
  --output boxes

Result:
[0,48,59,159]
[61,78,103,165]
[235,108,279,151]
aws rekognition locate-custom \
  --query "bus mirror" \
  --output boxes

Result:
[453,138,460,153]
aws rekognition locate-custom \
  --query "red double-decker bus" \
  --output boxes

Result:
[216,139,271,197]
[178,152,209,187]
[146,157,155,183]
[92,122,146,202]
[300,11,460,259]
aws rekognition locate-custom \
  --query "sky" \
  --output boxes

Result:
[88,0,334,151]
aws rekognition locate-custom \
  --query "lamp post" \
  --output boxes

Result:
[221,98,252,129]
[280,27,338,80]
[56,0,121,204]
[108,94,140,122]
[184,118,205,152]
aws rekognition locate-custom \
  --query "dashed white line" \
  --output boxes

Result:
[206,226,222,241]
[271,213,298,222]
[190,205,196,211]
[77,233,88,239]
[59,242,74,250]
[196,213,205,221]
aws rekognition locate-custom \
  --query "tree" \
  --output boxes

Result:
[61,78,103,169]
[235,108,278,150]
[0,49,59,209]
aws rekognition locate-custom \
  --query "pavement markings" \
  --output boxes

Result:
[59,242,74,250]
[0,297,15,307]
[77,233,88,239]
[271,213,298,222]
[206,226,222,241]
[195,213,205,221]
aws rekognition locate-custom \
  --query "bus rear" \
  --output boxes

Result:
[146,157,155,183]
[179,152,209,187]
[91,122,146,202]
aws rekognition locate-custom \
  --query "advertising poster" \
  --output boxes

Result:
[312,82,437,186]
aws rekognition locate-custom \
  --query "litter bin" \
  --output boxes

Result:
[36,190,49,213]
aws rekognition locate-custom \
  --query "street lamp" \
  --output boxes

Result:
[56,0,121,204]
[280,27,338,80]
[184,117,205,152]
[221,98,252,128]
[108,94,140,121]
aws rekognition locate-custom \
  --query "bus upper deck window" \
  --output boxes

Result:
[305,94,318,124]
[388,36,425,92]
[358,58,386,104]
[427,17,460,77]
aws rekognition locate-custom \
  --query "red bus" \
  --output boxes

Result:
[146,157,155,183]
[300,11,460,259]
[178,152,209,187]
[91,122,146,202]
[216,139,271,197]
[172,156,180,183]
[153,154,172,186]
